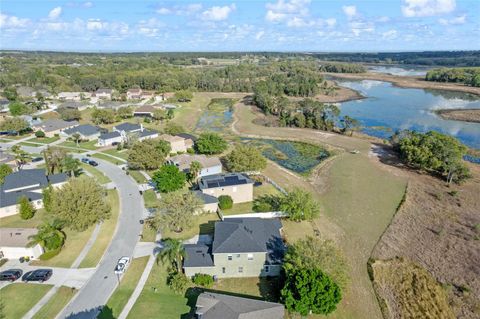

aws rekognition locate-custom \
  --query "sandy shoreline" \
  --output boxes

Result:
[323,72,480,97]
[434,108,480,123]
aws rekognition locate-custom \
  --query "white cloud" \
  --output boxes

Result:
[156,3,202,16]
[438,14,466,25]
[287,17,313,27]
[402,0,456,17]
[136,18,164,37]
[255,30,265,40]
[350,21,374,36]
[48,7,62,19]
[266,10,286,22]
[382,29,398,39]
[83,2,93,8]
[322,18,337,28]
[201,4,236,21]
[265,0,310,23]
[0,13,30,28]
[342,5,357,19]
[156,8,171,15]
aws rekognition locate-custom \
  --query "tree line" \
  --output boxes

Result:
[319,62,366,73]
[425,67,480,87]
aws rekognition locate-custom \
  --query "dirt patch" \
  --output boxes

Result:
[324,72,480,97]
[434,108,480,123]
[372,161,480,318]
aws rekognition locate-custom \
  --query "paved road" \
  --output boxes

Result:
[59,158,144,319]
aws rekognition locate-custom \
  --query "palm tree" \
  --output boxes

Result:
[62,155,80,177]
[188,161,202,184]
[156,238,185,272]
[72,133,82,147]
[11,145,30,170]
[28,220,65,251]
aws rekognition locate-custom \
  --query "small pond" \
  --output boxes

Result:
[195,98,234,133]
[241,138,330,174]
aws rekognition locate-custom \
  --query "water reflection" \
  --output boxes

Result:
[367,65,430,77]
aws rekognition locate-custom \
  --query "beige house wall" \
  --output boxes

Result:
[202,183,253,204]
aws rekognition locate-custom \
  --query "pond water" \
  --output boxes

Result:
[336,79,480,149]
[367,65,430,77]
[195,99,234,133]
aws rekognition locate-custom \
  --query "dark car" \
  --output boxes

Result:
[22,269,53,283]
[88,160,98,166]
[31,157,43,162]
[0,269,23,282]
[81,158,90,163]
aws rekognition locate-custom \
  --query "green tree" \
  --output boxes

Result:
[149,190,202,233]
[35,130,46,138]
[156,238,185,272]
[280,188,320,221]
[127,139,171,170]
[42,185,54,213]
[195,132,228,155]
[0,117,30,134]
[57,107,81,121]
[152,109,167,122]
[218,195,233,210]
[28,220,65,251]
[50,176,111,231]
[8,101,31,116]
[167,272,190,295]
[117,106,133,119]
[62,155,81,177]
[164,122,185,135]
[91,108,116,124]
[0,164,13,184]
[281,267,342,316]
[224,145,267,172]
[18,196,36,220]
[284,237,348,289]
[11,145,31,169]
[152,165,186,193]
[3,86,18,101]
[174,90,193,102]
[188,161,202,183]
[340,115,360,136]
[72,133,82,147]
[43,147,68,174]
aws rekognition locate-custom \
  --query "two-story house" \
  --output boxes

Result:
[0,169,67,218]
[198,173,254,204]
[183,217,285,278]
[98,122,158,146]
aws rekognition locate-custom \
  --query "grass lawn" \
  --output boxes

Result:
[19,141,43,147]
[212,276,282,302]
[171,93,212,130]
[222,183,281,216]
[141,224,157,242]
[80,163,111,184]
[161,213,219,240]
[59,139,98,150]
[102,148,129,160]
[128,170,148,184]
[27,136,60,144]
[79,190,119,268]
[32,286,77,319]
[39,111,60,120]
[222,202,252,215]
[98,256,150,319]
[0,209,47,228]
[0,138,12,142]
[126,263,193,319]
[142,189,158,208]
[91,153,125,165]
[0,283,53,319]
[31,225,95,268]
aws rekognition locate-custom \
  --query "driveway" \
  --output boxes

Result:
[58,158,145,319]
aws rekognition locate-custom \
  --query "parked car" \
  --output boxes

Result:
[0,269,23,282]
[22,269,53,283]
[81,158,90,163]
[114,257,130,275]
[88,160,98,166]
[31,157,43,162]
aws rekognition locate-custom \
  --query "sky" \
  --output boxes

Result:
[1,0,479,52]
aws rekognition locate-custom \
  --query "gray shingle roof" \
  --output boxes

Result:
[212,218,284,263]
[99,131,121,140]
[195,292,284,319]
[35,119,79,132]
[63,124,100,137]
[114,123,141,133]
[199,173,253,190]
[183,244,214,267]
[139,129,158,138]
[194,191,218,204]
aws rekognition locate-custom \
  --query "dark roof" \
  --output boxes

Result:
[212,218,284,263]
[99,131,121,140]
[195,292,284,319]
[114,122,141,132]
[199,173,253,190]
[59,101,84,109]
[184,244,214,267]
[176,133,197,141]
[0,169,67,208]
[139,129,158,138]
[35,119,78,132]
[63,124,100,137]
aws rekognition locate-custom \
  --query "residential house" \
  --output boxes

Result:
[158,134,191,153]
[97,131,123,147]
[126,88,142,100]
[195,292,285,319]
[140,91,155,100]
[138,129,159,141]
[168,154,222,177]
[97,101,125,110]
[95,88,113,100]
[133,105,163,118]
[194,191,219,213]
[0,98,10,113]
[176,133,196,149]
[19,115,42,127]
[33,119,79,137]
[59,101,91,111]
[183,217,285,278]
[0,169,67,218]
[113,122,143,135]
[62,124,101,140]
[58,92,91,101]
[0,228,44,260]
[199,173,254,204]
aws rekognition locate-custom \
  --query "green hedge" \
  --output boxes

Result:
[39,247,62,260]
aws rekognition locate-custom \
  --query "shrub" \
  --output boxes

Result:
[195,132,228,155]
[167,272,190,294]
[152,165,186,193]
[0,258,8,267]
[192,273,214,288]
[18,196,35,220]
[39,247,62,260]
[35,130,46,138]
[218,195,233,210]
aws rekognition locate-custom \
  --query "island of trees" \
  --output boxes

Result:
[425,67,480,87]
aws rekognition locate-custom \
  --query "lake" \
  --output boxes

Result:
[336,79,480,149]
[367,65,430,76]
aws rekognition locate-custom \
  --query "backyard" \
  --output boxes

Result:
[221,182,281,216]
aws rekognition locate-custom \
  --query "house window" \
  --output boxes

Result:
[222,267,226,274]
[236,254,241,258]
[227,255,232,261]
[264,266,270,273]
[247,254,253,260]
[238,267,243,273]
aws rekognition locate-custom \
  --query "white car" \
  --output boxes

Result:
[114,256,130,275]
